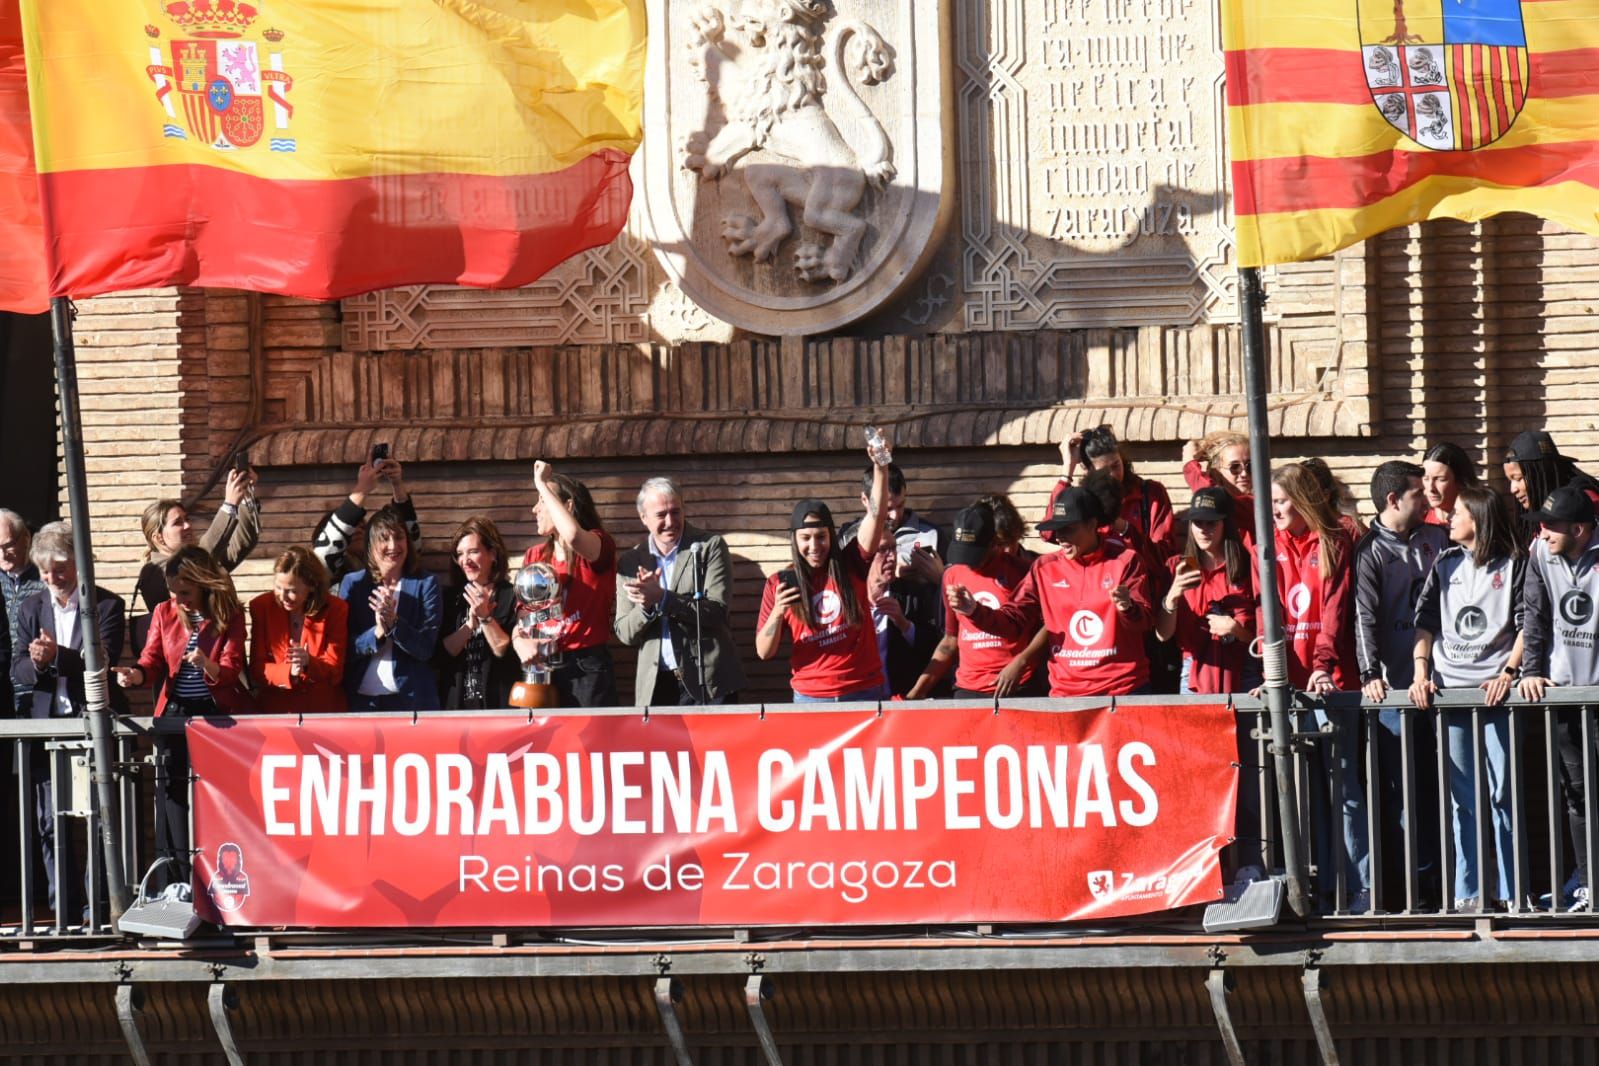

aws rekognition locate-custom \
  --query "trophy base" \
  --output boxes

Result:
[509,679,559,710]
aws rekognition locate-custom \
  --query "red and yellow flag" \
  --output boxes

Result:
[0,0,45,313]
[1225,0,1599,266]
[16,0,643,301]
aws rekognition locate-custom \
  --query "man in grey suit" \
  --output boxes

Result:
[9,522,125,922]
[615,478,746,706]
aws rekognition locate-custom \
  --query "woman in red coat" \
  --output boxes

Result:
[249,546,348,714]
[115,546,252,716]
[113,545,251,878]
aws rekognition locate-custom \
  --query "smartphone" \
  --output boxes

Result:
[371,442,390,464]
[232,449,250,473]
[778,569,800,592]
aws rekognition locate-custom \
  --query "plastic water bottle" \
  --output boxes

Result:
[865,425,893,467]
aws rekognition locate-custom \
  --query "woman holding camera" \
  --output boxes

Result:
[756,437,892,702]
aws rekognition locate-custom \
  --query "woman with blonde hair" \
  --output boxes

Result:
[131,465,259,652]
[249,546,348,714]
[1184,430,1255,505]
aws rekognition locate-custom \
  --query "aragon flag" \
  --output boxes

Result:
[14,0,643,301]
[1225,0,1599,267]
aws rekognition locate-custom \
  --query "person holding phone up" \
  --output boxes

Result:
[312,443,421,583]
[756,431,894,703]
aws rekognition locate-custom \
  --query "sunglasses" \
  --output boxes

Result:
[1224,461,1252,475]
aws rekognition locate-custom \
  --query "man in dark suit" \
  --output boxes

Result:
[8,522,126,921]
[615,478,746,706]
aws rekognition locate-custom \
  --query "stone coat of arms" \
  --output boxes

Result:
[640,0,952,335]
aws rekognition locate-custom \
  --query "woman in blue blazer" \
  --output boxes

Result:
[339,506,442,711]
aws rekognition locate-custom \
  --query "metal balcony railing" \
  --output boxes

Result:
[5,689,1599,941]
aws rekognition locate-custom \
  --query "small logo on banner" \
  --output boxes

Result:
[209,841,251,913]
[1069,610,1104,646]
[1286,582,1312,620]
[1560,590,1594,627]
[1087,870,1116,900]
[144,1,296,152]
[1455,605,1489,641]
[813,589,842,626]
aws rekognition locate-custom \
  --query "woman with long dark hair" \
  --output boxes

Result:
[1155,486,1263,880]
[1046,424,1176,559]
[438,515,518,709]
[114,546,252,877]
[249,546,347,714]
[1155,488,1257,695]
[511,461,618,707]
[340,505,442,711]
[1410,485,1525,910]
[1421,442,1481,528]
[1273,462,1367,910]
[117,546,251,715]
[1503,430,1596,528]
[756,440,892,702]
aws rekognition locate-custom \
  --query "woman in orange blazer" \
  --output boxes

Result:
[249,546,349,714]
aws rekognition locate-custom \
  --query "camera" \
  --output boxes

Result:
[371,442,390,464]
[231,449,250,474]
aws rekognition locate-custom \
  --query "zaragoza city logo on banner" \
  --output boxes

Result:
[143,0,296,153]
[1359,0,1529,151]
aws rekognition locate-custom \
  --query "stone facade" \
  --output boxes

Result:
[55,0,1599,701]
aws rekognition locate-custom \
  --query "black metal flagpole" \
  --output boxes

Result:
[49,296,131,919]
[1238,267,1311,919]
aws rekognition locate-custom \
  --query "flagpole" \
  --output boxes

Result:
[1239,267,1311,919]
[49,296,131,920]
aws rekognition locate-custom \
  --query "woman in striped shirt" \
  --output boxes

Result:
[115,546,251,877]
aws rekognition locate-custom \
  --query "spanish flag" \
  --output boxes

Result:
[1225,0,1599,267]
[0,0,44,313]
[14,0,643,301]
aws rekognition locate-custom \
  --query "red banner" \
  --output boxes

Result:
[188,705,1239,928]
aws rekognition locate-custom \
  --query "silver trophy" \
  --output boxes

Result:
[510,562,563,707]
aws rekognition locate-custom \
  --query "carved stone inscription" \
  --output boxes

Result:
[960,0,1235,330]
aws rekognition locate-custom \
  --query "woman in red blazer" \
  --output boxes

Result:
[115,545,252,715]
[113,545,251,878]
[249,546,348,713]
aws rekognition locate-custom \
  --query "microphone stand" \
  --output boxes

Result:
[691,542,708,706]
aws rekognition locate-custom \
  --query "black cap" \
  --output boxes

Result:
[1038,487,1104,532]
[1508,430,1560,464]
[1188,487,1234,523]
[1536,485,1595,525]
[947,506,995,567]
[789,499,835,531]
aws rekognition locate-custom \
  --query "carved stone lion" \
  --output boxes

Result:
[683,0,896,283]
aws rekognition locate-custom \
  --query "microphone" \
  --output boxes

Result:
[688,540,704,601]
